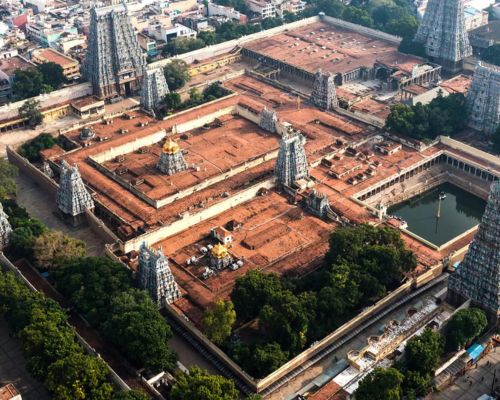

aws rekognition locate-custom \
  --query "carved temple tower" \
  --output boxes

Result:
[448,181,500,318]
[0,203,12,250]
[466,62,500,135]
[310,69,338,110]
[141,66,170,111]
[259,107,278,133]
[85,1,145,99]
[275,123,309,187]
[157,138,188,175]
[413,0,472,73]
[138,243,181,307]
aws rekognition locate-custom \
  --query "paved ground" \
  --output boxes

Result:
[0,320,50,400]
[432,346,500,400]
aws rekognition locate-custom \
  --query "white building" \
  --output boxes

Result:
[147,21,196,43]
[246,0,276,19]
[464,6,489,31]
[207,2,245,22]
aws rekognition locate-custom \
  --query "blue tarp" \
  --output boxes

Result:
[466,343,484,361]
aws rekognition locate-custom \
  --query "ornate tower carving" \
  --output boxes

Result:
[259,107,277,133]
[138,243,181,307]
[310,69,338,110]
[141,66,170,111]
[56,161,94,217]
[0,203,12,250]
[275,123,309,187]
[466,62,500,135]
[448,181,500,316]
[413,0,471,72]
[85,2,145,99]
[157,138,188,175]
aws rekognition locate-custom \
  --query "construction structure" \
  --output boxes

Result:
[141,66,170,111]
[274,123,309,187]
[413,0,472,72]
[56,160,94,219]
[157,138,188,175]
[310,69,338,110]
[137,242,181,307]
[466,62,500,135]
[0,203,12,250]
[448,181,500,317]
[84,1,145,99]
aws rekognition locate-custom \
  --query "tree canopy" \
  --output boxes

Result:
[170,367,238,400]
[37,62,66,89]
[404,328,444,375]
[33,230,86,270]
[445,308,487,351]
[13,63,66,100]
[0,159,18,200]
[19,99,44,128]
[355,367,404,400]
[19,133,56,163]
[163,60,191,91]
[203,300,236,346]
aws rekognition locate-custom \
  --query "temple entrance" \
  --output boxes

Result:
[124,82,131,97]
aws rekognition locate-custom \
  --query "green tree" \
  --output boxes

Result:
[203,300,236,346]
[405,328,444,375]
[198,31,217,45]
[44,353,114,400]
[355,367,404,400]
[0,159,18,200]
[13,68,46,99]
[100,289,176,372]
[37,62,66,89]
[33,231,86,270]
[402,370,433,398]
[19,133,56,162]
[398,38,426,57]
[163,60,191,91]
[385,15,419,38]
[445,308,488,351]
[251,342,288,377]
[19,99,44,128]
[163,37,207,56]
[170,367,238,400]
[164,92,182,111]
[113,390,149,400]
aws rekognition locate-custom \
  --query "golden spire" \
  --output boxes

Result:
[211,243,228,259]
[162,138,180,154]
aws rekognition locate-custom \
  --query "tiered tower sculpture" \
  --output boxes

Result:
[56,161,94,217]
[310,69,338,110]
[209,243,233,270]
[259,107,277,133]
[157,138,188,175]
[141,66,170,111]
[413,0,471,72]
[0,203,12,250]
[466,62,500,135]
[138,243,181,307]
[275,124,309,187]
[84,1,145,99]
[448,181,500,317]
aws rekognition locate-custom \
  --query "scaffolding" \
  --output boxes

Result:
[310,68,339,111]
[141,66,170,111]
[56,160,94,217]
[137,242,181,307]
[448,181,500,314]
[466,62,500,135]
[0,203,12,250]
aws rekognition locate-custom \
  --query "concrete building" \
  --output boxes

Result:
[448,180,500,317]
[31,48,80,80]
[141,66,169,111]
[246,0,276,19]
[0,202,12,250]
[466,62,500,134]
[137,242,181,307]
[26,18,78,47]
[84,2,145,99]
[207,2,246,23]
[414,0,472,72]
[147,21,197,43]
[469,20,500,56]
[464,6,489,31]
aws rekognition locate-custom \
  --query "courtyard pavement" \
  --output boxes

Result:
[0,319,50,400]
[432,346,500,400]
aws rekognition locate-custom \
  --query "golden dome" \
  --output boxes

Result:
[211,243,228,259]
[162,138,180,154]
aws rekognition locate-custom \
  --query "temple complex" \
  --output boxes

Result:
[56,160,94,218]
[0,203,12,250]
[156,138,188,175]
[466,62,500,135]
[137,243,181,307]
[84,2,145,99]
[414,0,472,72]
[310,69,338,110]
[448,181,500,317]
[141,66,170,111]
[274,124,309,187]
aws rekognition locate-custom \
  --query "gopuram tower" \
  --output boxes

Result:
[448,181,500,319]
[84,1,145,99]
[413,0,472,73]
[466,62,500,135]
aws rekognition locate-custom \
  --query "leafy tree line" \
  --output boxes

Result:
[356,308,487,400]
[0,158,18,200]
[13,62,66,100]
[222,224,417,378]
[385,92,468,141]
[18,133,56,162]
[0,270,148,400]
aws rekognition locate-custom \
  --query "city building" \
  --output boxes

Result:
[31,48,80,80]
[0,202,12,250]
[26,17,78,47]
[466,62,500,134]
[207,2,247,23]
[147,21,197,43]
[464,6,489,31]
[246,0,276,19]
[84,2,145,99]
[469,20,500,56]
[137,242,181,307]
[414,0,472,72]
[448,180,500,317]
[0,55,36,103]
